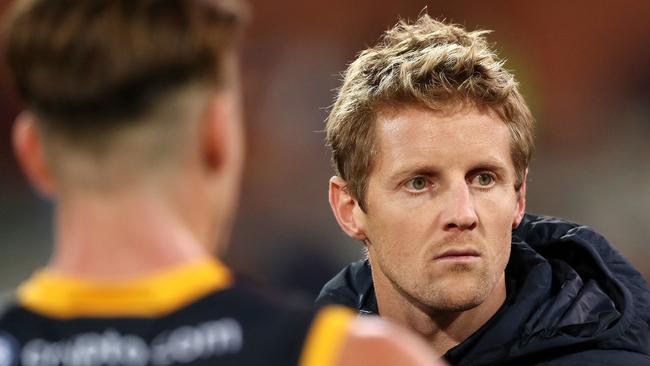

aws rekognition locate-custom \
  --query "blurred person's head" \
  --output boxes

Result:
[4,0,247,253]
[327,16,533,314]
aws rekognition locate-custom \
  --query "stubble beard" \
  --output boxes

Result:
[386,260,497,314]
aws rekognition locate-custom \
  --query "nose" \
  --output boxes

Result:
[441,181,478,231]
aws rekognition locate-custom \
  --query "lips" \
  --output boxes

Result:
[434,248,481,260]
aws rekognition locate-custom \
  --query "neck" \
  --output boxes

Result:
[372,266,506,356]
[50,188,213,280]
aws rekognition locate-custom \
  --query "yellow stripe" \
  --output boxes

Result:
[299,306,355,366]
[17,258,231,319]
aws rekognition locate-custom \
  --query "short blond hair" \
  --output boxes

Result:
[3,0,247,189]
[325,15,534,210]
[4,0,246,136]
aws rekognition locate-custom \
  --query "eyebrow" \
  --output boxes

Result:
[388,165,442,184]
[387,158,510,183]
[467,163,509,177]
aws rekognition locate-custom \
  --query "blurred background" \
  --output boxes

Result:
[0,0,648,298]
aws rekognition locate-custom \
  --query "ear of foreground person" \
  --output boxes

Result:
[0,0,445,365]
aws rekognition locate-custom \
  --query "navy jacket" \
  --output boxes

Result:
[316,214,650,365]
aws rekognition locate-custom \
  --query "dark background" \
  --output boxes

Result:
[1,0,648,298]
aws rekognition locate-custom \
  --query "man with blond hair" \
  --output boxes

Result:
[0,1,446,365]
[317,15,650,365]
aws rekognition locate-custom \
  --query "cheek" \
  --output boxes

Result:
[368,200,431,239]
[365,203,430,261]
[476,192,517,254]
[495,225,513,261]
[478,188,520,223]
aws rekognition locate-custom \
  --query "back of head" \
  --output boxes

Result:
[3,0,247,191]
[325,15,535,210]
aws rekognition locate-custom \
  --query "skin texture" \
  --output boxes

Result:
[330,104,526,355]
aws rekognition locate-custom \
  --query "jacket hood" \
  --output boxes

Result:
[316,214,650,365]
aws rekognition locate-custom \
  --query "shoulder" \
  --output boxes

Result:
[514,213,649,307]
[315,259,374,311]
[0,294,33,366]
[536,349,650,365]
[196,282,319,354]
[300,308,443,366]
[1,283,322,366]
[0,290,25,331]
[299,306,356,366]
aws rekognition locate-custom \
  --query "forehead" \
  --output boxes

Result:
[372,104,513,177]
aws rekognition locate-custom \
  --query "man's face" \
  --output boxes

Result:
[360,105,525,313]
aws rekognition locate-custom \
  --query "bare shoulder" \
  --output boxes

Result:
[337,316,446,366]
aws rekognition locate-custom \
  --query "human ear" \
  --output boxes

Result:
[199,92,244,175]
[328,176,368,241]
[12,112,56,198]
[200,98,226,172]
[512,169,528,229]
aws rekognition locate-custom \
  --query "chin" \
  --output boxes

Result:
[427,293,485,313]
[417,277,494,313]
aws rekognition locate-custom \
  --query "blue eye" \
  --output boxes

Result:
[474,173,495,186]
[407,177,428,191]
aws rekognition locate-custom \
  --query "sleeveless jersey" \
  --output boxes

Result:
[0,259,354,366]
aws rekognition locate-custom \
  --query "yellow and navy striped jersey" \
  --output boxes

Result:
[0,259,354,366]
